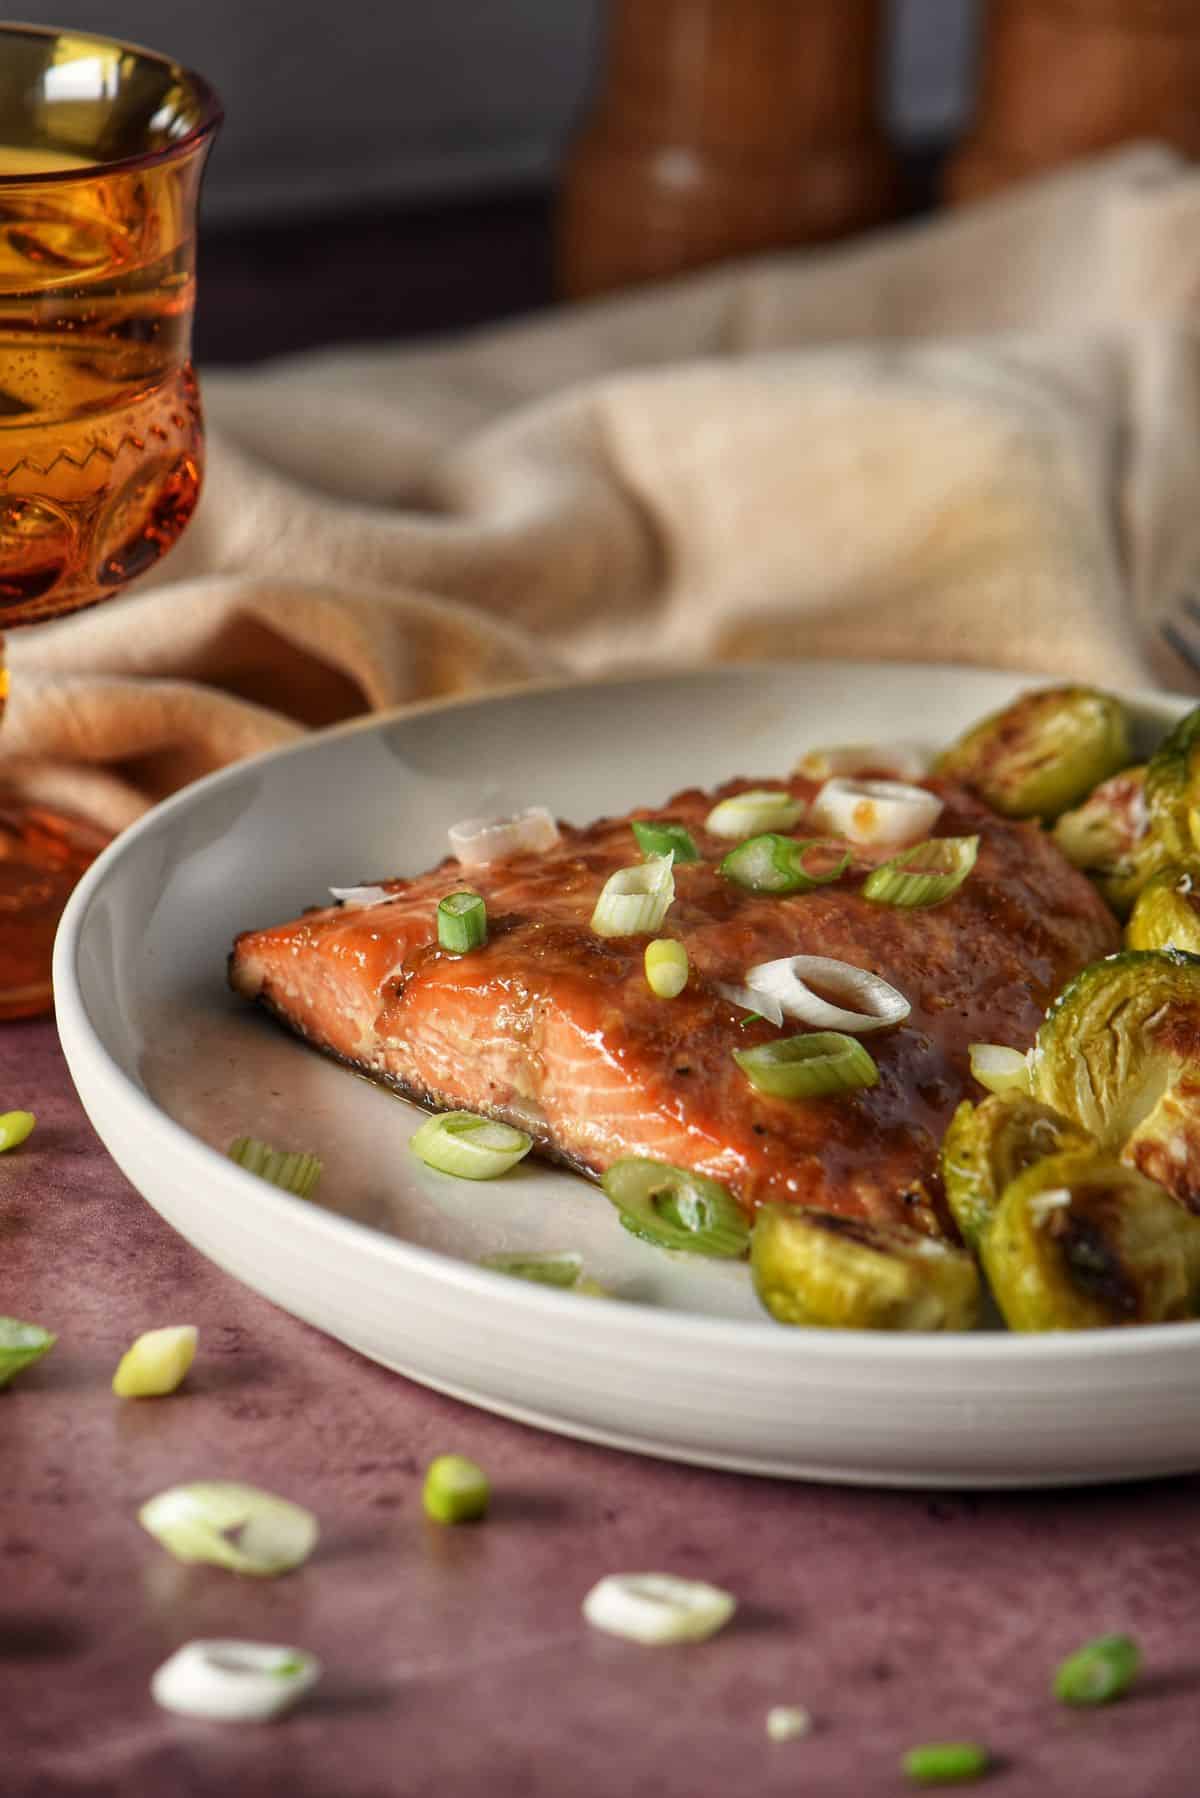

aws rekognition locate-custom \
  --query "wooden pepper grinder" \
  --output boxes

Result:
[557,0,898,300]
[949,0,1200,204]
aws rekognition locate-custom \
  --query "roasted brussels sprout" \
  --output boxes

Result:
[1144,703,1200,863]
[1122,1078,1200,1215]
[980,1150,1200,1330]
[750,1206,980,1331]
[1029,949,1200,1147]
[933,687,1131,821]
[1051,766,1168,917]
[1125,867,1200,955]
[940,1093,1094,1249]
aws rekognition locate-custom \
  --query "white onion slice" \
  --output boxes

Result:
[582,1573,736,1645]
[151,1640,321,1722]
[715,981,784,1027]
[795,742,933,782]
[449,805,559,868]
[809,778,942,847]
[969,1043,1032,1096]
[329,884,394,908]
[742,955,910,1034]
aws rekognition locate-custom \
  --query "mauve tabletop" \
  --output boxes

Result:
[6,1015,1200,1798]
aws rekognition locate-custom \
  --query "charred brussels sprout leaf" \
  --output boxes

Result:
[1145,704,1200,863]
[1122,1079,1200,1215]
[981,1151,1200,1331]
[1125,867,1200,955]
[940,1094,1095,1250]
[1052,766,1167,918]
[933,687,1131,821]
[750,1207,980,1331]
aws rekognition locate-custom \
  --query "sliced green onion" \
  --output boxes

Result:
[863,835,979,908]
[705,789,804,839]
[410,1110,533,1180]
[151,1639,322,1722]
[733,1032,879,1099]
[766,1705,813,1743]
[227,1136,323,1199]
[645,937,689,998]
[112,1324,197,1398]
[1053,1633,1140,1706]
[591,853,675,937]
[0,1109,35,1151]
[743,955,909,1034]
[632,819,699,863]
[0,1316,55,1388]
[480,1250,583,1288]
[437,890,487,954]
[423,1453,490,1524]
[582,1573,736,1644]
[601,1157,749,1258]
[902,1742,990,1784]
[812,777,942,847]
[139,1481,319,1577]
[968,1042,1032,1096]
[720,834,850,895]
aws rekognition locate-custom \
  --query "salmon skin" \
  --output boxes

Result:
[228,774,1119,1232]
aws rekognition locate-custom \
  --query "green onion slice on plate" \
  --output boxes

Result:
[591,854,675,937]
[733,1032,879,1099]
[437,890,487,953]
[631,819,699,863]
[410,1111,533,1180]
[720,835,850,895]
[480,1251,583,1288]
[228,1137,323,1199]
[863,835,979,909]
[705,789,804,839]
[600,1158,749,1257]
[644,937,689,997]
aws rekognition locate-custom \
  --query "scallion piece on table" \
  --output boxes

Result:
[632,819,699,863]
[0,1316,55,1388]
[591,854,675,937]
[480,1251,584,1288]
[437,889,487,954]
[582,1573,736,1645]
[601,1158,749,1258]
[410,1111,532,1180]
[0,1109,35,1151]
[139,1481,319,1577]
[968,1043,1032,1096]
[423,1453,490,1524]
[720,834,850,895]
[705,789,804,839]
[644,938,689,998]
[227,1137,323,1199]
[733,1032,879,1099]
[112,1324,198,1399]
[1053,1633,1140,1706]
[863,835,979,909]
[765,1705,813,1743]
[151,1639,322,1722]
[902,1742,990,1784]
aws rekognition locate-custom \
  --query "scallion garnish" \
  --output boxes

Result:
[811,777,942,847]
[1053,1633,1140,1706]
[0,1109,35,1151]
[591,854,675,937]
[423,1454,490,1524]
[437,890,487,954]
[902,1742,990,1785]
[152,1639,322,1722]
[112,1324,198,1398]
[480,1251,583,1288]
[227,1137,323,1199]
[733,1032,879,1099]
[705,790,804,839]
[765,1705,813,1743]
[582,1573,736,1644]
[600,1158,749,1257]
[741,956,909,1034]
[138,1481,319,1577]
[632,819,699,863]
[644,938,689,998]
[410,1111,533,1180]
[968,1042,1031,1096]
[719,835,849,895]
[863,835,979,908]
[0,1316,55,1388]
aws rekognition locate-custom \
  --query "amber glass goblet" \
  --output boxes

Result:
[0,25,220,1015]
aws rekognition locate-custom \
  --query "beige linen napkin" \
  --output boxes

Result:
[8,143,1200,833]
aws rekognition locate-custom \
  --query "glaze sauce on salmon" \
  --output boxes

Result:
[228,775,1119,1230]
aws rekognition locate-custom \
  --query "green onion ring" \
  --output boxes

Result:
[631,819,700,863]
[733,1032,879,1099]
[720,835,850,895]
[1053,1633,1140,1706]
[410,1111,533,1180]
[600,1158,750,1258]
[227,1137,324,1199]
[862,835,979,908]
[437,890,488,954]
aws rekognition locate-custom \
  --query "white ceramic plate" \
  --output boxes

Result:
[55,662,1200,1488]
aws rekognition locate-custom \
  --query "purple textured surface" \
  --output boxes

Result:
[5,1016,1200,1797]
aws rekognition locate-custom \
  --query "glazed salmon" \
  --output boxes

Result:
[228,775,1119,1232]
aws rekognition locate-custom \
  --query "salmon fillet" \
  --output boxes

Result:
[228,775,1119,1232]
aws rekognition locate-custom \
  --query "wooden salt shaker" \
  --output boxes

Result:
[557,0,898,299]
[949,0,1200,204]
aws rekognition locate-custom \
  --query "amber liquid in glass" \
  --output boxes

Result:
[0,140,207,1013]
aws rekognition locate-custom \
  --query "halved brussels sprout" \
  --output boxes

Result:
[1145,704,1200,863]
[750,1206,980,1331]
[940,1093,1094,1250]
[1125,867,1200,955]
[1029,949,1200,1148]
[1051,766,1167,917]
[980,1150,1200,1330]
[1122,1078,1200,1215]
[933,687,1131,821]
